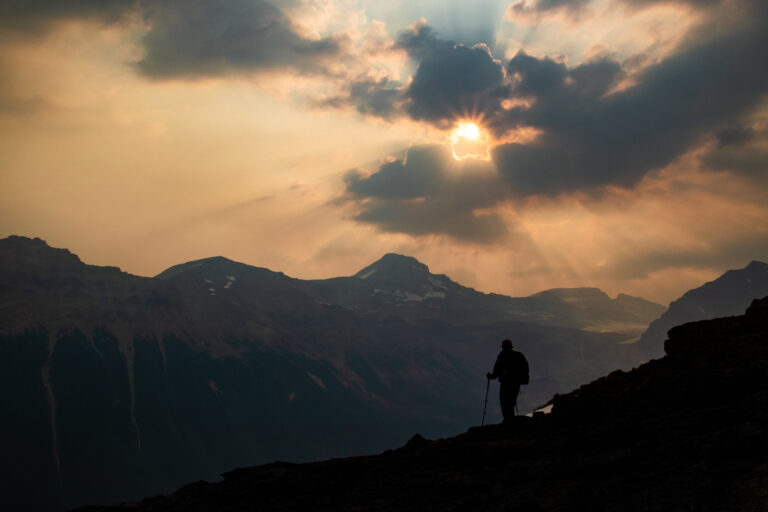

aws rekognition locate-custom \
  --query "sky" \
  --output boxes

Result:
[1,0,767,304]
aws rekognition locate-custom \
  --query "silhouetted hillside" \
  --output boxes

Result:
[78,297,768,512]
[638,260,768,357]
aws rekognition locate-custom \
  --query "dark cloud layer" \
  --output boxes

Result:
[404,43,508,124]
[704,122,768,179]
[0,0,135,31]
[0,0,341,77]
[494,12,768,195]
[137,0,341,78]
[317,77,402,119]
[322,23,509,123]
[343,145,509,242]
[398,24,509,124]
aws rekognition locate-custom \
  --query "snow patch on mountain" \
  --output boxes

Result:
[428,277,448,289]
[396,290,423,302]
[358,269,377,280]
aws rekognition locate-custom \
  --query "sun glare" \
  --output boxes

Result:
[449,121,491,161]
[455,122,480,140]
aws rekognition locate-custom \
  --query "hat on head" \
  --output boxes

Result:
[501,339,512,349]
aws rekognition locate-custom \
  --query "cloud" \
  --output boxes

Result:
[492,6,768,196]
[599,238,768,280]
[507,0,592,19]
[318,22,510,123]
[344,146,445,200]
[404,43,508,125]
[397,23,509,125]
[0,0,136,32]
[332,0,768,242]
[0,0,343,78]
[136,0,342,78]
[0,94,50,116]
[395,22,453,62]
[342,144,510,242]
[315,76,403,119]
[704,120,768,179]
[507,0,724,20]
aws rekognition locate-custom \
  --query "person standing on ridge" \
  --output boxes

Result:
[487,339,529,422]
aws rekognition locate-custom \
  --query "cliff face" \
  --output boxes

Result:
[80,297,768,512]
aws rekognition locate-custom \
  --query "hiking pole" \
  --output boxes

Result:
[481,377,490,426]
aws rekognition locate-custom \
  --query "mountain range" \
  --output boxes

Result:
[0,235,765,511]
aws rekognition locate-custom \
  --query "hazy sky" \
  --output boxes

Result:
[1,0,766,304]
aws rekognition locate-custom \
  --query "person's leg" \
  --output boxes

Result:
[510,383,521,415]
[499,384,512,422]
[500,383,521,422]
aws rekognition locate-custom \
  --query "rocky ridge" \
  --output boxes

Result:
[638,260,768,357]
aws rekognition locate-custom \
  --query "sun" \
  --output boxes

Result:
[454,121,481,141]
[449,121,491,161]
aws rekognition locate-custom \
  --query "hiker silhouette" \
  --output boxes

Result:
[487,339,529,422]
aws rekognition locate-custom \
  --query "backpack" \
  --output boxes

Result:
[500,350,529,385]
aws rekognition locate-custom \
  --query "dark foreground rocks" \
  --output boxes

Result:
[77,298,768,512]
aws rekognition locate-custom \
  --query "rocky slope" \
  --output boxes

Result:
[78,297,768,512]
[0,236,663,511]
[638,260,768,357]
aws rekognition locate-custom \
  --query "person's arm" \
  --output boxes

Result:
[487,354,501,379]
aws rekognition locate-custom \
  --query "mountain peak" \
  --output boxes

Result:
[355,253,430,279]
[1,234,48,246]
[154,256,241,280]
[0,235,82,270]
[745,260,767,272]
[1,235,73,255]
[535,287,610,301]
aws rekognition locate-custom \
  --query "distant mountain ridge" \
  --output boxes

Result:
[637,260,768,357]
[531,287,665,332]
[299,252,664,334]
[0,235,661,511]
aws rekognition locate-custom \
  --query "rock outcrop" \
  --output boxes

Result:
[638,260,768,357]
